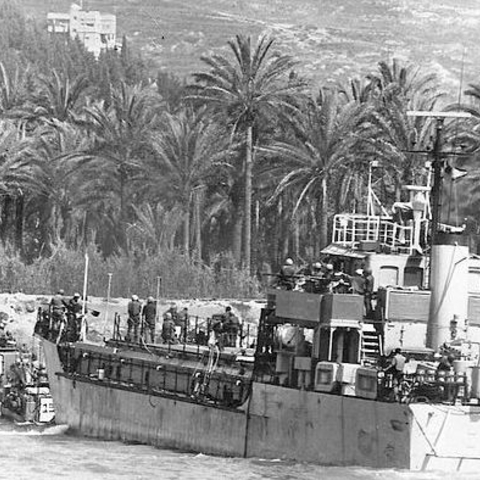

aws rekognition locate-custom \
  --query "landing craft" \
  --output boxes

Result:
[39,112,480,471]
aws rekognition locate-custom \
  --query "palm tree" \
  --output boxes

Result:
[368,58,441,103]
[366,60,443,203]
[34,120,94,247]
[128,202,184,255]
[145,108,232,257]
[24,69,91,127]
[0,62,30,117]
[262,89,366,250]
[190,34,303,270]
[81,81,161,252]
[0,119,41,252]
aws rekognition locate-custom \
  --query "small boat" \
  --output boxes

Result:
[0,342,55,426]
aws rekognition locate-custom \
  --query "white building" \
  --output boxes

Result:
[47,3,116,58]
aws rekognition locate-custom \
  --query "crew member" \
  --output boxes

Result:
[68,293,83,316]
[437,354,453,373]
[278,258,296,290]
[142,296,157,344]
[223,306,240,347]
[50,289,67,341]
[311,262,322,276]
[127,294,142,342]
[386,348,406,401]
[350,269,365,295]
[164,303,179,325]
[177,307,189,342]
[66,293,83,341]
[161,312,176,344]
[8,357,26,388]
[363,267,374,319]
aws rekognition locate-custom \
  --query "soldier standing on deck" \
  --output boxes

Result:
[142,296,157,344]
[363,267,374,319]
[127,295,142,342]
[50,289,67,341]
[278,258,296,290]
[66,293,83,341]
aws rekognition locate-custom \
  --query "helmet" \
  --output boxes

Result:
[355,269,363,276]
[165,312,172,319]
[73,292,81,298]
[58,289,65,295]
[326,264,333,271]
[131,294,139,301]
[314,262,321,269]
[147,296,154,303]
[285,258,293,266]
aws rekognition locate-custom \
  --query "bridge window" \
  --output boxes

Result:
[469,270,480,294]
[379,266,399,287]
[404,266,423,288]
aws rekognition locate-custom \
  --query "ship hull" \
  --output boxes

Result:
[42,339,480,471]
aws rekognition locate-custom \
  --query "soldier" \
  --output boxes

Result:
[161,312,176,344]
[177,307,189,342]
[66,293,83,342]
[363,267,374,319]
[127,295,142,342]
[223,306,240,347]
[142,296,157,343]
[278,258,296,290]
[50,289,67,341]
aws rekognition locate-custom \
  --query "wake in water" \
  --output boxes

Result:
[0,421,69,436]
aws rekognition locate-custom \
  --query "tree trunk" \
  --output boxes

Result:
[319,177,329,249]
[15,195,24,255]
[119,168,127,252]
[194,189,202,260]
[243,124,253,272]
[183,202,190,258]
[282,227,289,260]
[252,199,260,272]
[232,206,243,265]
[1,195,12,246]
[293,213,300,259]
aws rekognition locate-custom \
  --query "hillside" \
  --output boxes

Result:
[19,0,480,91]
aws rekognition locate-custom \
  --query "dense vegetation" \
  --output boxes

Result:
[0,0,478,298]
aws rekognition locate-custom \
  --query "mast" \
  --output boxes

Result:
[407,111,471,350]
[430,117,444,250]
[406,112,471,259]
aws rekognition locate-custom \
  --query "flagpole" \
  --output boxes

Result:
[81,253,89,341]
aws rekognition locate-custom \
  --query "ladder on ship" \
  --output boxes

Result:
[361,324,382,366]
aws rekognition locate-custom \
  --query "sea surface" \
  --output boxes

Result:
[0,422,478,480]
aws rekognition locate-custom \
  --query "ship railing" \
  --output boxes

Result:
[111,313,257,352]
[332,214,417,253]
[58,343,252,408]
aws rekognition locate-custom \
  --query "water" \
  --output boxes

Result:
[0,422,477,480]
